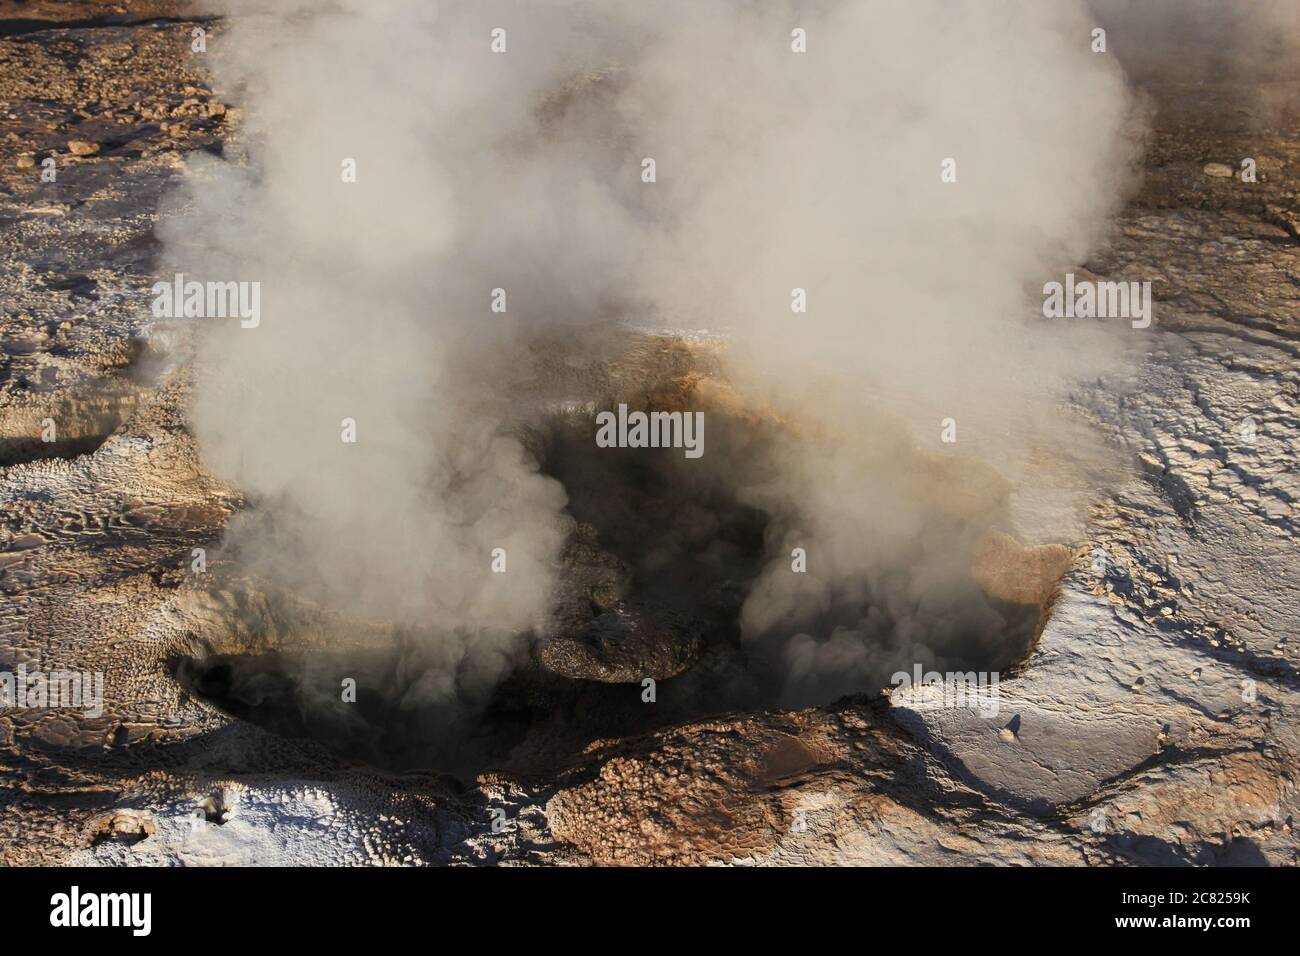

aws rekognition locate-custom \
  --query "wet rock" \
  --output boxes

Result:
[540,602,704,683]
[541,521,705,682]
[547,521,632,622]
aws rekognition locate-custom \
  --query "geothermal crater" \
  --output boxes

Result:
[170,396,1057,780]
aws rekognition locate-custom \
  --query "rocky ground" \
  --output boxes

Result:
[0,2,1296,866]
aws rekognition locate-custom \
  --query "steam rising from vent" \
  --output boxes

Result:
[155,0,1284,709]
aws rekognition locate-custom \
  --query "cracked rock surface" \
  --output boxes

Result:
[0,3,1296,866]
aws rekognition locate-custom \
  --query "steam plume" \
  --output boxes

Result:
[155,0,1291,710]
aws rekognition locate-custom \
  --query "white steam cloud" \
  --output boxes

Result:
[154,0,1286,709]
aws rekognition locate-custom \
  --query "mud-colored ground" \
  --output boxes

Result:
[0,4,1297,865]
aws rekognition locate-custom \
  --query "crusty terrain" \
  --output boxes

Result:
[0,4,1296,866]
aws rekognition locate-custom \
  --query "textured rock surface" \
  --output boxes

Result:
[0,5,1296,866]
[540,602,705,683]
